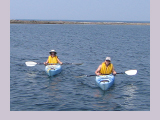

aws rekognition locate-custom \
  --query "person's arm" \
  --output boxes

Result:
[44,57,49,65]
[95,65,102,75]
[57,58,63,65]
[112,66,117,75]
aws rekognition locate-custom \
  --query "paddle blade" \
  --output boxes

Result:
[25,61,37,66]
[125,70,137,75]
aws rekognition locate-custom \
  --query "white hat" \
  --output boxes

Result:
[49,50,57,54]
[106,57,111,61]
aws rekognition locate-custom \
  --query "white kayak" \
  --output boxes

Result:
[95,74,115,91]
[45,64,62,77]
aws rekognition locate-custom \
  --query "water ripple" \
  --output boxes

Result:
[10,24,150,111]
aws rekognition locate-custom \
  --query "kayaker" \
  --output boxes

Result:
[44,50,63,65]
[95,57,116,76]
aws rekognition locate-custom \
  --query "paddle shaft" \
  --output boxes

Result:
[76,70,137,77]
[25,61,83,66]
[87,72,124,77]
[43,63,81,65]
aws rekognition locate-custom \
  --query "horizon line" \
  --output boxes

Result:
[10,19,150,22]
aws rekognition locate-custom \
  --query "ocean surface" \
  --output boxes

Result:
[10,24,150,111]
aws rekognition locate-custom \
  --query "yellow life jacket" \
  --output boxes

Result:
[48,55,58,64]
[100,62,113,74]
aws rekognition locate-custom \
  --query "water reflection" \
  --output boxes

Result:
[93,83,116,97]
[45,77,63,99]
[92,88,117,110]
[48,77,62,90]
[123,84,138,110]
[25,71,37,78]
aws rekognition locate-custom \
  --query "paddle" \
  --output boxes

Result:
[25,61,83,66]
[75,69,137,78]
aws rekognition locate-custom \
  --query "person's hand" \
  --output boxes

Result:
[44,62,47,66]
[113,71,117,76]
[96,73,101,76]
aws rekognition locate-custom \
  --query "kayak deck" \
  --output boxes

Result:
[95,74,115,91]
[45,64,62,76]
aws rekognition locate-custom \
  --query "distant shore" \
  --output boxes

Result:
[10,20,150,25]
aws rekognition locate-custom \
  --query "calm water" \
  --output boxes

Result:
[10,24,150,111]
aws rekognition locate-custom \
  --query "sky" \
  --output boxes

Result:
[10,0,150,21]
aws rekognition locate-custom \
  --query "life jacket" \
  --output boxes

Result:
[100,62,113,74]
[48,55,58,64]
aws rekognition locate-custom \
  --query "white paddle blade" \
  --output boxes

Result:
[125,70,137,75]
[25,61,37,66]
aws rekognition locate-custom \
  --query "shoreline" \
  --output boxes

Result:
[10,20,150,25]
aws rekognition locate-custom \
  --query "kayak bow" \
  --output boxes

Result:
[95,74,115,91]
[45,64,62,76]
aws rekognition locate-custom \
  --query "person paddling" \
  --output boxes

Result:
[44,50,63,65]
[95,57,116,76]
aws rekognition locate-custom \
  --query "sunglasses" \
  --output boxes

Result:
[50,52,55,54]
[105,60,110,62]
